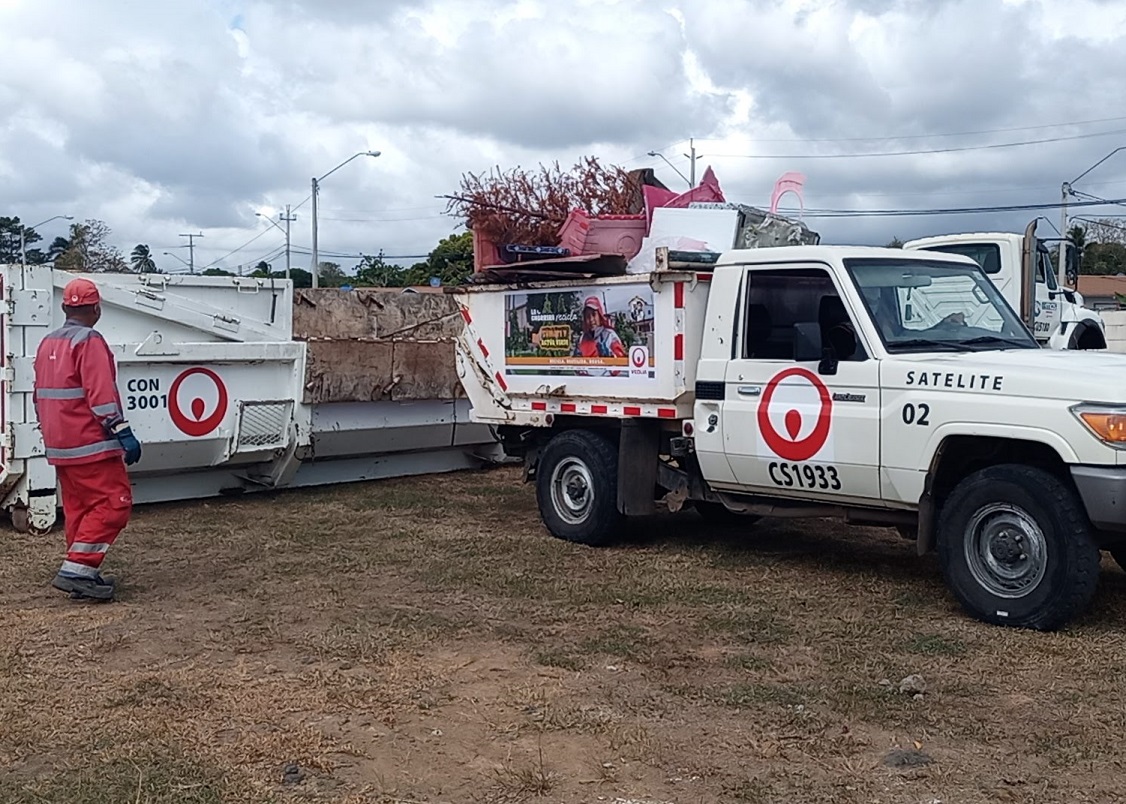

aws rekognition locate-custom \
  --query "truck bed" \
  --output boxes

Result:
[294,289,463,403]
[453,258,713,425]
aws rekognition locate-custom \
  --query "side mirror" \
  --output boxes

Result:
[1066,244,1081,286]
[794,322,839,376]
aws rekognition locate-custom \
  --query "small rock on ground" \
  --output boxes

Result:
[883,748,934,768]
[898,674,926,695]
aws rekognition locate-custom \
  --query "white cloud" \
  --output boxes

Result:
[0,0,1125,271]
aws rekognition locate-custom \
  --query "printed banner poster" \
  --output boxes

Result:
[504,286,656,378]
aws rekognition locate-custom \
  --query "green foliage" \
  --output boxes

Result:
[352,232,474,288]
[55,220,129,273]
[249,262,313,287]
[1082,242,1126,275]
[884,236,904,248]
[130,243,157,272]
[317,261,348,288]
[0,216,48,264]
[353,252,402,286]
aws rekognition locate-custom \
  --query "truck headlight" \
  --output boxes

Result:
[1072,404,1126,447]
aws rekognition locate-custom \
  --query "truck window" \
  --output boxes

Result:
[1037,248,1059,290]
[922,243,1002,275]
[743,268,865,362]
[846,258,1039,353]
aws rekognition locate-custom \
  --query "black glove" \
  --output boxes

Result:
[114,426,142,465]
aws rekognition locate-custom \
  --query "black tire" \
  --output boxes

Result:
[936,464,1100,631]
[535,430,623,546]
[693,501,761,527]
[1070,321,1106,351]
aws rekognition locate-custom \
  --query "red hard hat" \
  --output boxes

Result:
[63,278,100,306]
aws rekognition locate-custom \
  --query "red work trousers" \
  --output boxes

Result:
[56,457,133,579]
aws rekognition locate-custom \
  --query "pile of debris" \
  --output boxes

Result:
[445,158,820,283]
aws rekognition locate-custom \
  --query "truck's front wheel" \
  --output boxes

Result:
[536,430,622,546]
[937,465,1099,631]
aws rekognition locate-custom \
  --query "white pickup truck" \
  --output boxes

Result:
[453,245,1126,631]
[904,221,1106,351]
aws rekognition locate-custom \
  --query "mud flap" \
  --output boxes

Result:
[618,419,659,516]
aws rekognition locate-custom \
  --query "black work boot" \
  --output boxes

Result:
[51,572,115,601]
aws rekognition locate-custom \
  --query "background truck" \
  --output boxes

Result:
[0,263,502,534]
[454,245,1126,631]
[904,220,1106,350]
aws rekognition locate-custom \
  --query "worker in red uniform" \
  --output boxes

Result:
[33,278,142,602]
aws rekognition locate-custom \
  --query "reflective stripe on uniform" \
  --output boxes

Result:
[91,402,120,416]
[44,440,121,460]
[59,560,99,578]
[36,387,86,399]
[68,542,110,555]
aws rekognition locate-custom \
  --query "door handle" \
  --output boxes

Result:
[736,385,762,397]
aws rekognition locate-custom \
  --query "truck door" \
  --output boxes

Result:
[719,265,883,503]
[1033,246,1060,341]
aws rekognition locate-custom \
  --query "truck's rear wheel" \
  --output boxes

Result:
[937,464,1099,631]
[536,430,622,546]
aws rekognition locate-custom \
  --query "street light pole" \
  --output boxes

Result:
[646,149,691,188]
[20,215,73,265]
[1060,146,1126,287]
[256,206,297,280]
[310,150,381,288]
[162,251,193,272]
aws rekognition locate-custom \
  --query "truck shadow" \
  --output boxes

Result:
[616,509,1126,630]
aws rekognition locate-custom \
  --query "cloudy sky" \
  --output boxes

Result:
[3,0,1126,275]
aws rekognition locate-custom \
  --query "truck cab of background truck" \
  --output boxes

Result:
[903,228,1106,351]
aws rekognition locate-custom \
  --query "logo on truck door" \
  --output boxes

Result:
[169,367,229,437]
[757,367,833,462]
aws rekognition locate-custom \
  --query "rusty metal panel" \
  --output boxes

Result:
[390,340,463,401]
[302,340,395,404]
[293,289,462,340]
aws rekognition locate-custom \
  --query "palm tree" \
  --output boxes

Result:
[130,243,157,273]
[1067,224,1087,251]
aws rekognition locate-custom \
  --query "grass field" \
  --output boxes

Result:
[3,465,1126,803]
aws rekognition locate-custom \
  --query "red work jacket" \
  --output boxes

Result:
[32,320,126,466]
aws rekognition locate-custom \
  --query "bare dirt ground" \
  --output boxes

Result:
[4,466,1126,803]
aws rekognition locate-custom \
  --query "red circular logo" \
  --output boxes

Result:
[630,346,647,368]
[756,367,832,461]
[169,367,228,437]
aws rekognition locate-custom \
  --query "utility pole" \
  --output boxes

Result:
[179,232,204,274]
[1059,182,1070,288]
[683,138,702,188]
[310,177,319,287]
[281,204,296,280]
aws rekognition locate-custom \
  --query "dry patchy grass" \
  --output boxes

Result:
[3,465,1126,802]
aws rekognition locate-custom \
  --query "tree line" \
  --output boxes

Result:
[0,216,476,288]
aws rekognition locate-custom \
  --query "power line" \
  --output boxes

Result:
[779,196,1126,219]
[698,114,1126,145]
[199,226,278,270]
[1070,188,1126,213]
[319,214,448,223]
[710,127,1126,160]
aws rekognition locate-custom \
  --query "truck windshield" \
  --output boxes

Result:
[845,258,1039,353]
